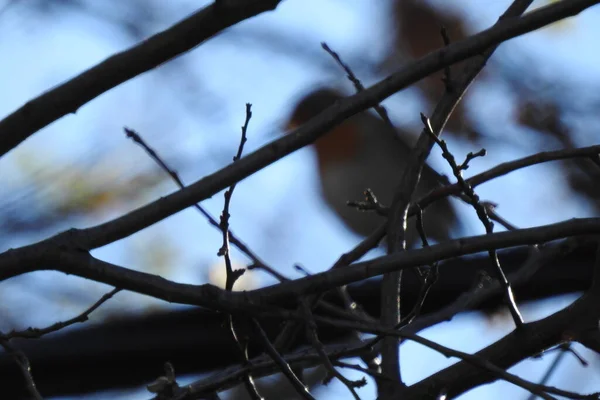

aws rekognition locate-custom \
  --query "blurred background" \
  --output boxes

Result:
[0,0,599,398]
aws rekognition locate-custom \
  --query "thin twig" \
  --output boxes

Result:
[347,189,389,216]
[402,236,588,335]
[315,316,558,400]
[484,201,520,231]
[421,113,524,328]
[321,42,394,127]
[250,318,316,400]
[415,144,600,214]
[526,343,572,400]
[332,224,386,269]
[220,104,262,400]
[2,289,121,398]
[301,300,365,400]
[124,127,287,282]
[8,287,121,339]
[178,341,375,398]
[347,264,440,353]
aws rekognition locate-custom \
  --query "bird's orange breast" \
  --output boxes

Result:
[313,122,361,172]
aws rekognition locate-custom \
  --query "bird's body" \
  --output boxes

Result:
[287,88,457,246]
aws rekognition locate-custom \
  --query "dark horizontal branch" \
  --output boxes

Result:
[2,241,597,398]
[1,218,599,313]
[0,0,282,158]
[252,218,600,302]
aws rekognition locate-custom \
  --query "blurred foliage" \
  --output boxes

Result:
[0,147,166,236]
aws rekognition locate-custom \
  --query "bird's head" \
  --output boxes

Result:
[284,88,361,170]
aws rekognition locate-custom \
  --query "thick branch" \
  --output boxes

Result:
[253,218,600,303]
[36,0,600,251]
[2,241,596,398]
[405,289,600,399]
[1,219,599,312]
[0,0,282,158]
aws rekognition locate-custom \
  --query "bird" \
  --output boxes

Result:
[285,87,458,247]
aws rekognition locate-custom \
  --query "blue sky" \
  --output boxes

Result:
[0,0,599,399]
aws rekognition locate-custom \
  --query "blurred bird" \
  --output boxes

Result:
[285,88,458,247]
[383,0,474,138]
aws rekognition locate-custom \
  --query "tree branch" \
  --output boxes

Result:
[0,0,282,158]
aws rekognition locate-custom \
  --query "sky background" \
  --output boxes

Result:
[0,0,599,398]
